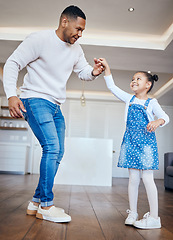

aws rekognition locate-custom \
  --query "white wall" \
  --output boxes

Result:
[62,98,173,179]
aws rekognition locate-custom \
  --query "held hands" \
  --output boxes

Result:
[92,58,111,77]
[8,96,26,118]
[147,119,165,132]
[98,58,111,76]
[92,58,105,76]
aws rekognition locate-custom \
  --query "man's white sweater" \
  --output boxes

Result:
[3,30,95,104]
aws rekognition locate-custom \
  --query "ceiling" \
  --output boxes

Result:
[0,0,173,105]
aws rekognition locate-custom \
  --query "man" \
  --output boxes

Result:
[3,5,104,223]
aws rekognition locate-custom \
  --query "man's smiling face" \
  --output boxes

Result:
[62,17,85,44]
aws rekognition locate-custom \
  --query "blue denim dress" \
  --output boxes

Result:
[118,95,159,170]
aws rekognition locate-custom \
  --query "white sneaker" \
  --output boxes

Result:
[125,209,138,225]
[27,201,65,216]
[133,212,161,229]
[36,205,71,223]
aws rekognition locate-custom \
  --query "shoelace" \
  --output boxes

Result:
[143,212,150,219]
[140,212,150,222]
[126,209,137,218]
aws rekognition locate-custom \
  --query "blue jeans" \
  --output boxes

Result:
[21,98,65,207]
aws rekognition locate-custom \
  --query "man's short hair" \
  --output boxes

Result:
[61,5,86,20]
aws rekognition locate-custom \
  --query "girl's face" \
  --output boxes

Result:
[130,72,151,94]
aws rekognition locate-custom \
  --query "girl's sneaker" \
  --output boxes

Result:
[133,212,161,229]
[125,209,138,225]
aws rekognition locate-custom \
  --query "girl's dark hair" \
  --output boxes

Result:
[61,5,86,20]
[138,71,159,93]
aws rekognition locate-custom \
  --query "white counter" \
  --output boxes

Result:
[0,142,30,173]
[55,137,113,186]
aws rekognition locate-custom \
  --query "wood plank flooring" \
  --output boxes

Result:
[0,174,172,240]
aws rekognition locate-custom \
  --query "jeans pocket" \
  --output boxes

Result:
[20,99,27,121]
[28,99,52,125]
[37,114,53,125]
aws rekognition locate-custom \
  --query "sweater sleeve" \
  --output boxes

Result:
[73,45,95,81]
[3,32,43,99]
[104,74,131,103]
[151,98,169,127]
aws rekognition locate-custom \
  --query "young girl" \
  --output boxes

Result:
[99,58,169,229]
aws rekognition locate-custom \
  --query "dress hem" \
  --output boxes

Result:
[117,165,159,170]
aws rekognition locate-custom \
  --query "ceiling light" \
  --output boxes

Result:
[128,7,135,12]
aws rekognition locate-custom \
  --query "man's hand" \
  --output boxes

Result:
[8,96,26,118]
[92,58,105,76]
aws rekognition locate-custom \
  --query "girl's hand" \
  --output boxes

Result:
[98,58,111,76]
[147,119,165,132]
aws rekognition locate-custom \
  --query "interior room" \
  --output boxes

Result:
[0,1,173,239]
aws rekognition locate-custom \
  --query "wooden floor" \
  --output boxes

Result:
[0,174,173,240]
